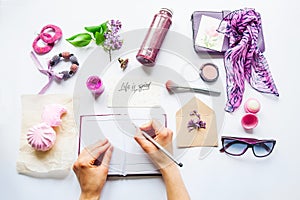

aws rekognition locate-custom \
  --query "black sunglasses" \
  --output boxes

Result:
[220,136,276,158]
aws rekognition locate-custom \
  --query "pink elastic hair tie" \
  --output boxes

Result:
[32,24,62,54]
[40,24,62,44]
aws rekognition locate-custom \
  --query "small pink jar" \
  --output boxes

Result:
[86,75,105,96]
[244,98,260,114]
[241,113,258,130]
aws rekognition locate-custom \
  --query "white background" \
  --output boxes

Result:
[1,0,300,199]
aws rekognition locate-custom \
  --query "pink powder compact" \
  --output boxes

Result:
[199,63,219,82]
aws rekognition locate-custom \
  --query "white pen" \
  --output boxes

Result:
[140,130,183,167]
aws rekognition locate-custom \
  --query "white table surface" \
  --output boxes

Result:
[1,0,300,199]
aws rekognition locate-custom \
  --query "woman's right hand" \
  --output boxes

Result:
[134,120,174,170]
[134,120,190,200]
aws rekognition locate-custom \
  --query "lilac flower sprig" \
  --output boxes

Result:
[187,110,206,132]
[103,20,123,61]
[66,19,123,61]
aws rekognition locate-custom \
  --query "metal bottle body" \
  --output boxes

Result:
[136,8,173,66]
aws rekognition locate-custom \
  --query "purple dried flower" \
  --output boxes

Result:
[190,110,201,119]
[187,119,197,132]
[187,110,206,132]
[187,119,195,127]
[189,110,196,116]
[198,121,206,128]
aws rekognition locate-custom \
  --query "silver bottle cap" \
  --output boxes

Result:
[160,8,173,16]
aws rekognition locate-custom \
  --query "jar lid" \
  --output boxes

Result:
[244,98,261,114]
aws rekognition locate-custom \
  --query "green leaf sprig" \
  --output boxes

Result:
[67,20,123,61]
[66,21,108,47]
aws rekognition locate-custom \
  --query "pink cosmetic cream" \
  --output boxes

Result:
[86,75,105,96]
[241,113,258,130]
[244,98,261,114]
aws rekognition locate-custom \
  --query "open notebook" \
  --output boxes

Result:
[79,113,167,176]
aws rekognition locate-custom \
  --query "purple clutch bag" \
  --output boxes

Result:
[191,10,266,54]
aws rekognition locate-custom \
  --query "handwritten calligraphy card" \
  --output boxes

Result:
[107,78,162,107]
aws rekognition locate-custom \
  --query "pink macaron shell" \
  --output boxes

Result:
[244,98,260,114]
[241,113,258,130]
[27,122,56,151]
[42,104,67,127]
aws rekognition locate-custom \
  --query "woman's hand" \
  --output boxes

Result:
[73,139,113,200]
[134,120,190,200]
[134,120,173,170]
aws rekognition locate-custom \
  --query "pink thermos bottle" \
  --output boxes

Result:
[136,8,173,66]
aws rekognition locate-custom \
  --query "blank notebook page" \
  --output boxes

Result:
[79,113,166,176]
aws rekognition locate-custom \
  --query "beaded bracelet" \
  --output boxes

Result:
[30,51,79,94]
[49,52,79,80]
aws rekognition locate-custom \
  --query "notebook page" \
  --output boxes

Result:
[121,117,161,175]
[79,115,126,175]
[79,114,166,176]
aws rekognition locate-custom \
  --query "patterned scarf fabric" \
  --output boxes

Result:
[220,8,279,112]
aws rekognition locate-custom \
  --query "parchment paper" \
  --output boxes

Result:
[16,94,77,178]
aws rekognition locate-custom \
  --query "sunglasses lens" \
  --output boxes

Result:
[223,139,248,156]
[253,141,275,157]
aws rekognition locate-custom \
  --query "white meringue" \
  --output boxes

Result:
[42,104,67,127]
[27,123,56,151]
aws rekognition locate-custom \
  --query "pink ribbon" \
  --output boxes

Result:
[30,51,64,94]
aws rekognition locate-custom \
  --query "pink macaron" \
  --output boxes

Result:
[244,98,260,114]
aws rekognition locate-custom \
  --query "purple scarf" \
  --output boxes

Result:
[220,8,279,112]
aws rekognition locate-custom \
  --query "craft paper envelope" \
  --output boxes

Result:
[176,97,218,147]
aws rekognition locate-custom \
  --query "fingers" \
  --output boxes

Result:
[140,120,164,138]
[140,120,163,132]
[134,128,158,153]
[78,139,110,165]
[99,146,113,172]
[139,120,152,131]
[140,120,172,143]
[139,121,155,137]
[88,139,109,150]
[155,128,173,147]
[134,128,174,169]
[88,141,111,164]
[151,120,164,133]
